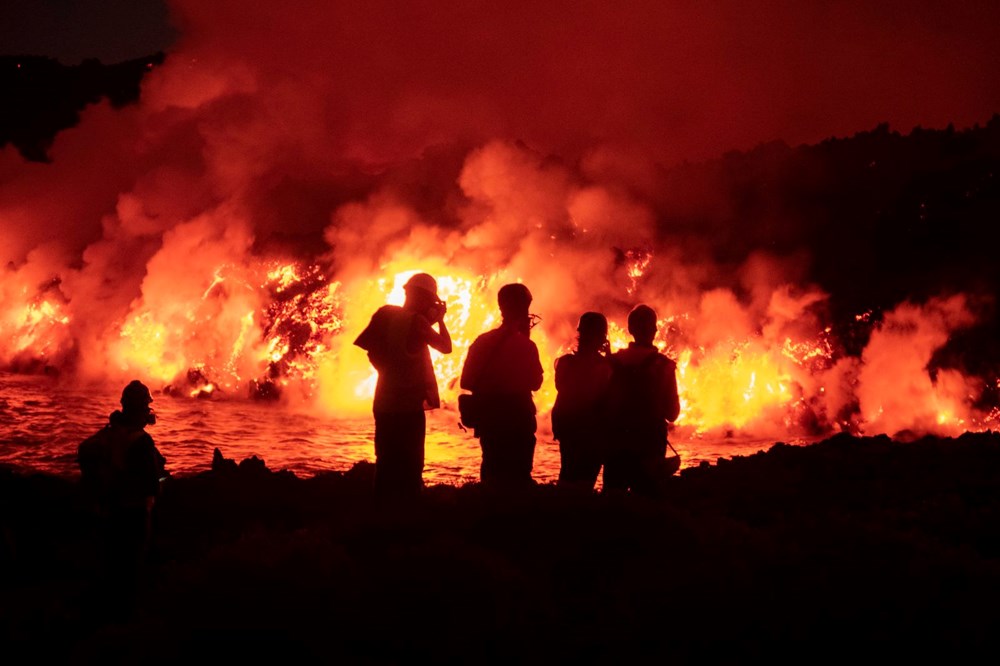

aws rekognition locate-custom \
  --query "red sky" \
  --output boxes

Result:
[3,1,999,162]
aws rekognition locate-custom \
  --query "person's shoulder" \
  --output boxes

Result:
[375,304,404,318]
[79,424,111,451]
[466,329,495,354]
[127,430,158,456]
[474,328,504,344]
[610,347,634,363]
[656,352,677,371]
[555,352,576,368]
[504,328,536,347]
[516,334,541,357]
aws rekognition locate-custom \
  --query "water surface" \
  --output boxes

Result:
[0,372,812,484]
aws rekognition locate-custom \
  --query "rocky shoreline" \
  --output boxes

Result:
[3,432,1000,662]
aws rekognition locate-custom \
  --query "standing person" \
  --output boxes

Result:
[605,304,681,495]
[552,312,613,490]
[78,379,166,613]
[460,283,544,489]
[354,272,452,499]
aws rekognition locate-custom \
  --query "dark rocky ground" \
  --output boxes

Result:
[3,432,1000,663]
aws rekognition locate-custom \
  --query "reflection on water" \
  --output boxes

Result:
[0,373,813,484]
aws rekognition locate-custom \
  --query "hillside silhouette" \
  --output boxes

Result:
[0,53,164,162]
[653,119,1000,321]
[645,118,1000,392]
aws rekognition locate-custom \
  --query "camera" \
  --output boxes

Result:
[427,298,447,322]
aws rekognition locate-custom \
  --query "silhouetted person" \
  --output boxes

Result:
[461,283,544,489]
[77,379,166,613]
[552,312,613,490]
[605,305,680,495]
[355,273,452,499]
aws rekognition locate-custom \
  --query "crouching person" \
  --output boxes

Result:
[78,380,166,613]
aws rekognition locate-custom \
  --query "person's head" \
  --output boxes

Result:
[497,283,533,331]
[121,380,155,424]
[403,272,441,312]
[498,283,531,317]
[627,304,658,345]
[576,311,608,351]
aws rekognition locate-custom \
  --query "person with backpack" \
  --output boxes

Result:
[552,312,613,490]
[77,380,166,611]
[605,305,680,495]
[354,272,452,499]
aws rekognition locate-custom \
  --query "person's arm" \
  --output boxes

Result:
[554,355,567,392]
[129,434,163,499]
[414,313,452,354]
[663,358,681,423]
[354,309,386,369]
[528,342,544,392]
[460,339,483,391]
[353,309,381,351]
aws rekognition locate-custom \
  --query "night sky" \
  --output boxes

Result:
[0,0,176,64]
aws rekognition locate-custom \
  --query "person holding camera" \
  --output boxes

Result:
[354,272,452,499]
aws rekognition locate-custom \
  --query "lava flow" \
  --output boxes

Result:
[4,241,995,442]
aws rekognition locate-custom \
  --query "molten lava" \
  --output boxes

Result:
[2,245,996,442]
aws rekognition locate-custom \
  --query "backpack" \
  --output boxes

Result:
[607,353,665,427]
[78,424,150,506]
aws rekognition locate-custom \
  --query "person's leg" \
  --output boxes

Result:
[479,431,499,486]
[602,451,627,493]
[481,430,534,489]
[512,432,536,487]
[633,425,668,497]
[373,412,393,497]
[375,411,425,499]
[559,437,584,485]
[399,411,426,496]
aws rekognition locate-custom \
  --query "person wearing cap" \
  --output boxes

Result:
[460,283,544,489]
[605,305,680,495]
[552,312,613,490]
[354,272,452,499]
[78,379,166,610]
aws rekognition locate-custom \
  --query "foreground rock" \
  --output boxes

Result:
[3,432,1000,662]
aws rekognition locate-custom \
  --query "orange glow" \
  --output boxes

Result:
[313,258,558,417]
[2,250,995,441]
[623,249,652,295]
[11,300,71,355]
[0,269,74,369]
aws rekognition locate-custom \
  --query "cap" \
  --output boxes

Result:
[404,273,438,298]
[121,380,153,409]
